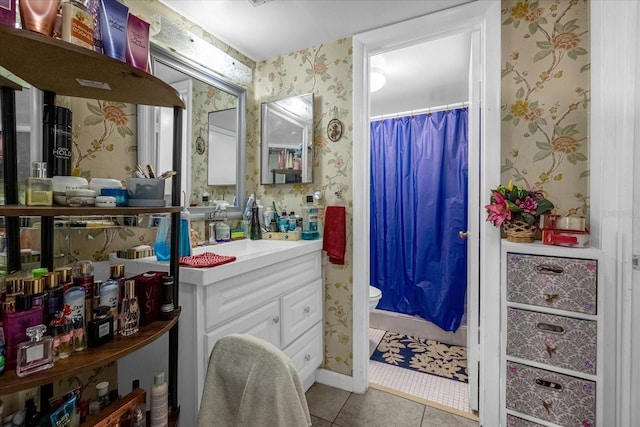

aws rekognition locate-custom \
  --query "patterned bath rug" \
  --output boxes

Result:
[370,331,468,383]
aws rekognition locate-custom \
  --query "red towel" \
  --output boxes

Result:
[322,206,346,265]
[179,252,236,268]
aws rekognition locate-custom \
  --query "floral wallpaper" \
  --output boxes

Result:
[501,0,590,219]
[253,40,354,375]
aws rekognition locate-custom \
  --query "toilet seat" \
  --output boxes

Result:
[369,286,381,300]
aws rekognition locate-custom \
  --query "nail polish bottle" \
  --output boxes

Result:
[16,324,54,377]
[119,280,139,336]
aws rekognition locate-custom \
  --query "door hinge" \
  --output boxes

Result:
[633,255,640,270]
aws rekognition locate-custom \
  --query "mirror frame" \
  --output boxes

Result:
[138,44,247,214]
[260,93,314,185]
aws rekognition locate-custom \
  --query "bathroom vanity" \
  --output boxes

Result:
[115,239,323,427]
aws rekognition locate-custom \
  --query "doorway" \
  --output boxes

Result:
[352,2,502,425]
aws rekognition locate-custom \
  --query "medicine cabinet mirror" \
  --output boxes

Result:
[260,93,314,184]
[138,45,246,212]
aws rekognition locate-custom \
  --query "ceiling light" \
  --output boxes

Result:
[370,68,386,93]
[248,0,274,6]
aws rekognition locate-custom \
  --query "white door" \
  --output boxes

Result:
[465,29,481,413]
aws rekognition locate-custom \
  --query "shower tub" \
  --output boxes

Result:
[370,308,466,347]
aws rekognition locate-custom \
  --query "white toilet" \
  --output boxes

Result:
[369,286,382,312]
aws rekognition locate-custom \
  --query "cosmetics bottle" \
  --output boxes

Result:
[43,105,72,176]
[159,276,174,321]
[125,13,150,72]
[72,314,86,351]
[19,0,59,36]
[26,162,53,206]
[2,294,44,370]
[61,0,94,49]
[96,381,109,409]
[150,372,168,427]
[16,324,54,377]
[62,279,85,342]
[55,266,73,292]
[24,277,46,314]
[214,206,231,243]
[119,280,139,336]
[179,207,192,257]
[0,327,5,375]
[72,260,94,330]
[99,0,128,61]
[50,305,73,360]
[99,268,120,332]
[45,272,62,323]
[87,305,113,348]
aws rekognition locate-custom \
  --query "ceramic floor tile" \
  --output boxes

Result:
[311,415,333,427]
[420,405,478,427]
[333,387,425,427]
[306,382,351,422]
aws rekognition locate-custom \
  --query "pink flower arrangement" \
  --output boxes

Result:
[485,182,554,227]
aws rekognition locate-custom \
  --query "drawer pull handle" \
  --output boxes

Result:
[541,399,553,414]
[304,306,311,314]
[535,378,563,392]
[273,316,280,324]
[545,344,557,358]
[536,264,564,275]
[305,354,311,362]
[544,293,560,305]
[536,322,565,334]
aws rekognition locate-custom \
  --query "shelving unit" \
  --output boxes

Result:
[0,25,185,421]
[500,242,603,427]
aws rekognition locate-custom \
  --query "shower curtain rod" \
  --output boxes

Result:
[370,101,469,121]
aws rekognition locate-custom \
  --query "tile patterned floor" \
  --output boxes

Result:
[305,383,478,427]
[368,328,472,414]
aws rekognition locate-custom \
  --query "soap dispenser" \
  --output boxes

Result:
[250,201,262,240]
[215,205,231,243]
[179,199,192,257]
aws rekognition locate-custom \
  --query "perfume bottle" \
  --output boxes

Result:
[120,280,139,336]
[2,295,44,370]
[25,162,53,206]
[16,324,54,377]
[88,305,114,348]
[99,270,120,333]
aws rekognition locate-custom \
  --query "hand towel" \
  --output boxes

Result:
[322,206,346,264]
[179,252,236,268]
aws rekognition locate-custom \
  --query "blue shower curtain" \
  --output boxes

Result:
[370,109,468,332]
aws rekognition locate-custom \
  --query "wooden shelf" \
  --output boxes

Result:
[0,26,184,108]
[0,205,181,217]
[0,308,181,396]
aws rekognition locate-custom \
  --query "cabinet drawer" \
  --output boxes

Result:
[506,415,547,427]
[204,300,281,359]
[506,253,597,314]
[507,308,597,374]
[281,279,322,347]
[506,361,595,427]
[284,322,323,387]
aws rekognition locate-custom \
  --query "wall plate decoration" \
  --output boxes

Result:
[327,118,343,142]
[196,136,206,155]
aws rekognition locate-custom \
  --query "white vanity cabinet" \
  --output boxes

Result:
[116,239,323,427]
[500,242,603,427]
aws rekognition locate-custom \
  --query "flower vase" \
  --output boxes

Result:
[503,219,537,243]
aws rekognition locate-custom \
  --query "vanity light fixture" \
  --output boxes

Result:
[370,67,386,93]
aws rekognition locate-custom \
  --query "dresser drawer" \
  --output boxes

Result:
[506,253,597,314]
[284,322,323,388]
[507,308,597,374]
[281,279,322,347]
[506,361,595,427]
[506,415,547,427]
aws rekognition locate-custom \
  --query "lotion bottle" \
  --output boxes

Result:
[150,372,168,427]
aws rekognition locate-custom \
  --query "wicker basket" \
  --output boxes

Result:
[503,219,537,243]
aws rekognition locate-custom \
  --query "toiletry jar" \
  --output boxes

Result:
[126,178,165,207]
[101,188,128,206]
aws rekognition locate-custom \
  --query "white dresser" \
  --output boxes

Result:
[501,241,603,427]
[116,239,323,427]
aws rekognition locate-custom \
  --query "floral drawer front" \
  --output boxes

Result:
[506,414,547,427]
[506,361,596,427]
[506,253,597,315]
[507,308,597,374]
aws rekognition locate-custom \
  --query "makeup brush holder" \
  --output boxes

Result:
[126,178,165,207]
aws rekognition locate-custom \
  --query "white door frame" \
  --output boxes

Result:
[351,1,501,425]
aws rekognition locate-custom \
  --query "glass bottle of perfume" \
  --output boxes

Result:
[88,305,114,348]
[120,280,139,336]
[25,162,53,206]
[16,324,54,377]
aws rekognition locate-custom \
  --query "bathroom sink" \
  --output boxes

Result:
[193,239,294,258]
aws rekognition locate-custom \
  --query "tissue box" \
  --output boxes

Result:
[128,271,167,326]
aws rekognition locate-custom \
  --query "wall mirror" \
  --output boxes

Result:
[138,45,246,212]
[260,93,313,184]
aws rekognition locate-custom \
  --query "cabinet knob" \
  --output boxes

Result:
[304,306,311,314]
[273,316,280,324]
[305,354,311,362]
